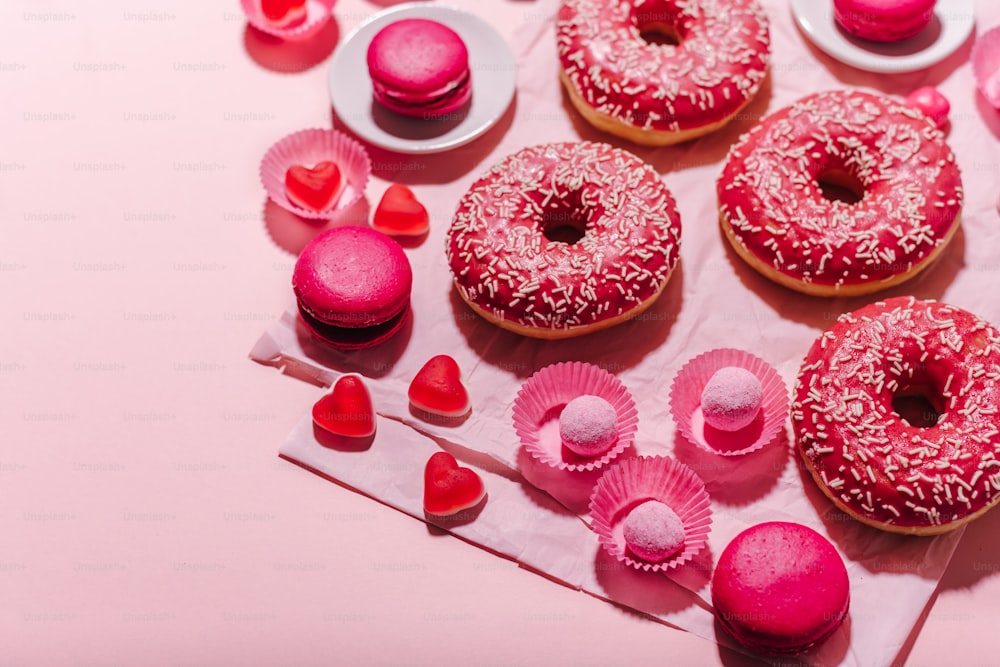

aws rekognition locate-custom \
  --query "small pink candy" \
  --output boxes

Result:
[905,87,950,130]
[559,394,618,456]
[623,500,685,562]
[701,366,762,432]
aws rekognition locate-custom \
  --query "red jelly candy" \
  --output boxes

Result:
[285,161,342,212]
[423,452,486,516]
[261,0,307,27]
[408,355,470,417]
[312,374,375,438]
[372,184,430,237]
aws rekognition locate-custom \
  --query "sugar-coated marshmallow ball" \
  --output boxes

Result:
[559,394,618,456]
[623,500,685,562]
[700,367,763,432]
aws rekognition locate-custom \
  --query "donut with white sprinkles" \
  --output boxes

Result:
[793,297,1000,535]
[446,142,682,339]
[718,90,963,297]
[556,0,770,145]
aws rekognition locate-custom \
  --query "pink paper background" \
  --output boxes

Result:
[4,0,1000,665]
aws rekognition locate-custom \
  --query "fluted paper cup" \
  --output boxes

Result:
[669,348,788,457]
[589,455,711,571]
[260,128,371,220]
[512,362,638,472]
[973,26,1000,110]
[241,0,336,42]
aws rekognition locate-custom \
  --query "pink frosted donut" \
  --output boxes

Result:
[556,0,770,145]
[834,0,936,43]
[447,142,682,339]
[701,367,763,432]
[794,297,1000,535]
[622,500,685,562]
[559,395,618,456]
[718,90,962,297]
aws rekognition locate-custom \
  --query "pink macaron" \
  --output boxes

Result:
[292,226,412,350]
[711,522,850,656]
[366,18,472,119]
[833,0,936,43]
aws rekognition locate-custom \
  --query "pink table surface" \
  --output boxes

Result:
[3,0,1000,665]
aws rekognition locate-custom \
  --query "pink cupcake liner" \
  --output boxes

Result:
[589,455,712,572]
[512,362,638,473]
[669,348,789,457]
[972,26,1000,110]
[241,0,336,42]
[260,128,371,221]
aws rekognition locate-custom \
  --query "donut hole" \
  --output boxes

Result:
[892,387,942,428]
[634,8,684,46]
[638,22,682,46]
[817,169,866,205]
[541,210,587,245]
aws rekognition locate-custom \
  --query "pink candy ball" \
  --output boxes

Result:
[623,500,685,562]
[559,394,618,456]
[905,87,950,131]
[701,366,763,432]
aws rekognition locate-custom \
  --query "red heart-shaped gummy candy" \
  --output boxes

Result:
[423,451,486,516]
[408,355,470,417]
[285,161,342,212]
[261,0,307,27]
[312,374,375,438]
[372,184,429,237]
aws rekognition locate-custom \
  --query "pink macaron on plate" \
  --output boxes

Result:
[328,3,517,154]
[791,0,974,73]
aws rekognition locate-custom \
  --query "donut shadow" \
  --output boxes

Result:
[795,456,952,581]
[938,500,1000,590]
[558,70,774,172]
[331,94,517,185]
[448,261,684,376]
[672,427,789,508]
[646,73,775,175]
[715,213,966,331]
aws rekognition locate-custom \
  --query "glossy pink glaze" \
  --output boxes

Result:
[366,19,471,118]
[718,90,963,292]
[447,142,681,335]
[556,0,770,134]
[834,0,936,43]
[293,226,412,349]
[793,297,1000,533]
[712,522,850,655]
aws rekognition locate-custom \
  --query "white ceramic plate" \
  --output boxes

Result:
[790,0,975,73]
[328,3,517,154]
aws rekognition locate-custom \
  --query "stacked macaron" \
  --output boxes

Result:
[366,19,472,118]
[712,522,850,655]
[292,226,412,350]
[833,0,936,42]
